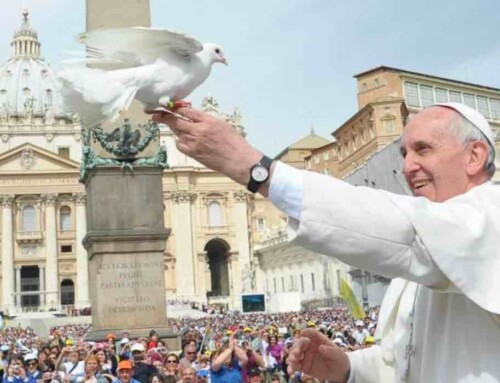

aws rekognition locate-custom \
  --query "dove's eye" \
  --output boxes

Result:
[215,48,221,54]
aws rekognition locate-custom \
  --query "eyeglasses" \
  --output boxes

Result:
[27,362,37,366]
[166,360,178,364]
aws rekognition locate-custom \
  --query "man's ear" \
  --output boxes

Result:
[466,141,489,177]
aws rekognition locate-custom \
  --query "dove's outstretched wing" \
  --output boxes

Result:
[77,27,203,67]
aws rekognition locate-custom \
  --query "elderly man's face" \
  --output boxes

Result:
[401,107,476,202]
[182,368,197,383]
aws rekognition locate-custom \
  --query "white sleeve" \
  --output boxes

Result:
[346,346,397,383]
[268,161,303,220]
[268,162,448,288]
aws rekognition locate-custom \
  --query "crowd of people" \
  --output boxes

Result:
[0,307,378,383]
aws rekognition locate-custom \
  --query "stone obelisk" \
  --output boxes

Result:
[83,0,179,350]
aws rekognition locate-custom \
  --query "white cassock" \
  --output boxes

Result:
[269,162,500,383]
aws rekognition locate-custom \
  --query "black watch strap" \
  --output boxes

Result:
[247,155,273,193]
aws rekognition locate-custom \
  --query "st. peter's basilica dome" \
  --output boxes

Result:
[0,10,70,123]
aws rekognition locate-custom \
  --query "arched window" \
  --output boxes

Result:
[208,201,222,227]
[22,205,36,232]
[60,206,71,231]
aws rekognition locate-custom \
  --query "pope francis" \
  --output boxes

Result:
[153,102,500,383]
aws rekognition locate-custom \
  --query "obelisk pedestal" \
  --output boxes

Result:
[83,166,179,350]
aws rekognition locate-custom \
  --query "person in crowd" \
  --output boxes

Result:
[115,361,139,383]
[210,337,247,383]
[178,345,196,371]
[163,354,179,382]
[130,344,157,383]
[240,340,263,383]
[24,354,41,380]
[352,321,369,345]
[265,337,283,371]
[179,368,197,383]
[147,332,158,351]
[95,348,115,375]
[3,356,36,383]
[147,373,164,383]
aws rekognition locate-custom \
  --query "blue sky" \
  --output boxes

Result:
[1,0,499,156]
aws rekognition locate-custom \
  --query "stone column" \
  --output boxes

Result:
[39,265,45,306]
[15,267,21,309]
[171,191,197,298]
[83,167,175,346]
[1,194,15,312]
[73,193,90,307]
[42,193,59,306]
[233,191,252,293]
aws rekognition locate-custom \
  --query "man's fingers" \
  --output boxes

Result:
[318,344,342,361]
[173,107,205,122]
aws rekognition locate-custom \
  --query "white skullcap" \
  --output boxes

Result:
[433,102,496,151]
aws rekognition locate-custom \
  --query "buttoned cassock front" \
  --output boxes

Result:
[269,162,500,383]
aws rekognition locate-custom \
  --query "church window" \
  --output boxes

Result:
[374,78,379,87]
[311,273,316,291]
[290,275,294,290]
[208,201,223,227]
[404,82,420,107]
[323,151,329,161]
[383,117,395,133]
[273,278,277,293]
[361,83,367,92]
[46,89,53,105]
[58,147,70,159]
[281,277,285,292]
[300,274,305,293]
[23,87,31,97]
[22,205,36,232]
[60,206,71,231]
[61,245,72,253]
[257,218,265,231]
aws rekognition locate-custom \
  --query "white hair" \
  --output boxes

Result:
[447,115,496,179]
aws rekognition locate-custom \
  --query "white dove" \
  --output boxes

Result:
[58,27,227,126]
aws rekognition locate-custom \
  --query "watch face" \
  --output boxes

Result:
[251,165,269,182]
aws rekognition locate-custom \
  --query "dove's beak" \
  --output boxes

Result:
[221,58,228,66]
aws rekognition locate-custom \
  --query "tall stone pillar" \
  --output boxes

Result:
[1,194,15,312]
[39,265,45,306]
[86,0,150,30]
[42,193,59,306]
[171,191,196,298]
[74,193,90,307]
[15,267,21,309]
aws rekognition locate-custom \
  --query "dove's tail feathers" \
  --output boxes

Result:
[102,86,139,123]
[57,67,139,126]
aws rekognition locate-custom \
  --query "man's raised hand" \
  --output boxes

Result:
[287,329,350,383]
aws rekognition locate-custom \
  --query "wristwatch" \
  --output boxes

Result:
[247,155,273,193]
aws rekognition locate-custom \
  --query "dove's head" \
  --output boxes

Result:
[203,43,228,66]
